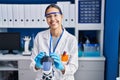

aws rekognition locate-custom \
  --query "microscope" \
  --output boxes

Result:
[41,55,54,80]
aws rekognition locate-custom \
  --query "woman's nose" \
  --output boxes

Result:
[50,16,56,20]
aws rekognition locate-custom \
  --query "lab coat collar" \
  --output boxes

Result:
[42,27,68,40]
[42,27,68,53]
[43,29,50,40]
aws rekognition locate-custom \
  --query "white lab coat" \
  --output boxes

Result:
[30,28,78,80]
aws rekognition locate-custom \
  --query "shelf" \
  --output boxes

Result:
[78,56,105,61]
[76,24,104,30]
[0,54,31,60]
[0,66,18,71]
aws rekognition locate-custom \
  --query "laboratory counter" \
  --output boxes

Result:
[0,53,105,61]
[0,54,31,61]
[0,53,105,80]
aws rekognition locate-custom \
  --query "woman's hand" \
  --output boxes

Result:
[34,52,45,69]
[50,53,64,71]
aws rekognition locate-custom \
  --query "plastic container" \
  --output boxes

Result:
[83,43,100,57]
[83,51,100,57]
[84,43,100,52]
[83,43,91,52]
[78,43,83,57]
[95,43,100,51]
[83,37,91,52]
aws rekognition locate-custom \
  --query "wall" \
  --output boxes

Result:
[7,28,75,49]
[104,0,120,80]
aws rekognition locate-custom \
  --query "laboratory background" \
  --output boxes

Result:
[0,0,119,80]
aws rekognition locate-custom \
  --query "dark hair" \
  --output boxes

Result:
[45,4,63,15]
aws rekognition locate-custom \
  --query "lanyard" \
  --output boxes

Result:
[49,30,64,54]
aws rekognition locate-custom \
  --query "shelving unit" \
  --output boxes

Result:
[0,54,36,80]
[0,2,75,28]
[0,0,106,80]
[75,0,105,80]
[75,57,105,80]
[75,0,105,55]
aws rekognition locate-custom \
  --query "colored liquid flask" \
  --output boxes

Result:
[61,51,69,62]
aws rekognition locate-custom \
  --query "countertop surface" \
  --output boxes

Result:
[0,53,105,61]
[0,50,106,61]
[78,56,105,61]
[0,54,31,60]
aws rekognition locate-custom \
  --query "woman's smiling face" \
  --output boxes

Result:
[45,7,63,30]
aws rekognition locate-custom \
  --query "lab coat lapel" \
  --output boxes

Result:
[42,29,51,53]
[55,29,68,53]
[42,29,68,54]
[43,29,50,39]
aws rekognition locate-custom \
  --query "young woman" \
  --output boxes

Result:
[31,4,78,80]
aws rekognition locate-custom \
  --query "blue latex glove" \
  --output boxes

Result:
[50,53,64,70]
[34,52,45,68]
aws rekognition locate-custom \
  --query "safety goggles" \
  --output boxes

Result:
[45,12,62,18]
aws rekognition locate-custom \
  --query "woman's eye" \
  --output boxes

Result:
[46,15,51,18]
[54,14,57,17]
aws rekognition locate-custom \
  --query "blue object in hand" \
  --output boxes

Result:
[34,52,45,68]
[50,53,64,70]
